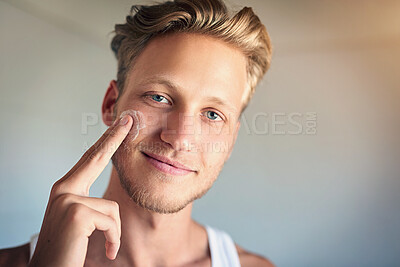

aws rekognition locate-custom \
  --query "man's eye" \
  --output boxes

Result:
[150,94,170,104]
[205,111,222,121]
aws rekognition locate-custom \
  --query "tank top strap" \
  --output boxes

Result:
[205,225,241,267]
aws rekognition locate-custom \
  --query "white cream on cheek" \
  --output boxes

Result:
[119,109,146,141]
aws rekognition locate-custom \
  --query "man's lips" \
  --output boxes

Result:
[142,152,196,176]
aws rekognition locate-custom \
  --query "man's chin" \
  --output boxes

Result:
[117,172,212,214]
[134,197,191,214]
[119,180,197,214]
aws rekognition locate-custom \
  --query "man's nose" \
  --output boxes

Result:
[160,112,200,152]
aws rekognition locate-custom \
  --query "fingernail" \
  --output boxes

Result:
[120,115,129,125]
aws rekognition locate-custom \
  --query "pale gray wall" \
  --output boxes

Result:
[1,0,399,266]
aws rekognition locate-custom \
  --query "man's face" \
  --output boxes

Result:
[110,33,247,213]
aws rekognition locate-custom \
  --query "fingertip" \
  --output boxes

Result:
[119,110,145,129]
[119,114,131,126]
[105,241,120,260]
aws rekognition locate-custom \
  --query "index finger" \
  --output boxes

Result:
[57,114,135,196]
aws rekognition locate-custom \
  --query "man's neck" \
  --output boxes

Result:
[85,167,210,267]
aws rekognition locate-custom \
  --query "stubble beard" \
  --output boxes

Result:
[111,151,218,214]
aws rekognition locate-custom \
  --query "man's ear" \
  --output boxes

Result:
[226,120,241,161]
[101,80,119,126]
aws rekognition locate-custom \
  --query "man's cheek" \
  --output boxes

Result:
[119,109,147,142]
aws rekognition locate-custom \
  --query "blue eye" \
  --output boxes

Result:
[205,111,222,121]
[150,94,169,104]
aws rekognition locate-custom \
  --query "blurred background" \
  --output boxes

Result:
[0,0,399,266]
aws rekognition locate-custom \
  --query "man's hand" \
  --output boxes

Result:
[29,114,134,267]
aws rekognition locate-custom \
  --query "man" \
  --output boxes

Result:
[0,0,273,266]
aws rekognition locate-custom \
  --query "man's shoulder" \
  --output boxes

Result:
[235,244,275,267]
[0,243,30,267]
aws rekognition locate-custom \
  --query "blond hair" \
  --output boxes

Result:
[111,0,272,112]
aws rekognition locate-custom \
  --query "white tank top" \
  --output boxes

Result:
[29,225,241,267]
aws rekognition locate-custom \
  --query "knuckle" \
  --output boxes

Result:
[110,201,120,222]
[82,145,95,158]
[54,193,73,207]
[88,152,100,162]
[82,150,90,159]
[107,214,118,226]
[106,215,115,225]
[67,203,86,221]
[87,151,108,166]
[110,200,119,210]
[50,183,66,199]
[50,181,61,196]
[89,147,114,165]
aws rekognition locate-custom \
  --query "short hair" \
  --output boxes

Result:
[111,0,272,113]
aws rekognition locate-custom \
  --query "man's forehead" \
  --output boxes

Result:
[123,33,247,112]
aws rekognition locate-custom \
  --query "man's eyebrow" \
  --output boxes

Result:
[204,96,238,114]
[137,76,180,92]
[137,76,238,113]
